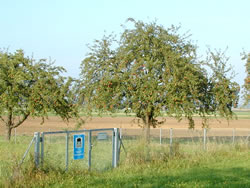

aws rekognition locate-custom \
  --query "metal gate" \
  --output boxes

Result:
[33,128,120,171]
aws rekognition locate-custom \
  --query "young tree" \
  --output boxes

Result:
[242,53,250,105]
[80,19,239,142]
[0,49,78,140]
[204,49,239,118]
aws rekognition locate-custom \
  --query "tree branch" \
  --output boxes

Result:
[11,112,30,129]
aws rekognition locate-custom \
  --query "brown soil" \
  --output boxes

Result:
[0,116,249,136]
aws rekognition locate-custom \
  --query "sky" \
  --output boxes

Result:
[0,0,249,89]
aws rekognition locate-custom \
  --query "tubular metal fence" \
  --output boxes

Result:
[120,128,250,151]
[31,128,121,171]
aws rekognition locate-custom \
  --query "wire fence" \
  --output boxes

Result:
[1,127,250,149]
[1,127,250,172]
[120,128,250,150]
[1,127,250,144]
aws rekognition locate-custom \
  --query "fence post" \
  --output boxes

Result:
[88,131,92,171]
[113,128,119,167]
[65,132,69,171]
[40,132,44,166]
[232,128,235,144]
[112,128,120,168]
[203,128,207,151]
[170,128,173,155]
[112,129,114,167]
[160,128,162,145]
[112,128,117,168]
[34,132,40,168]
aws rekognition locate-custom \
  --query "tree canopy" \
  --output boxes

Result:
[0,49,78,140]
[80,19,239,141]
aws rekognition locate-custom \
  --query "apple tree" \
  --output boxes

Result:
[0,49,79,140]
[80,19,239,141]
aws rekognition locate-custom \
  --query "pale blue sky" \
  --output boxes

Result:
[1,0,249,88]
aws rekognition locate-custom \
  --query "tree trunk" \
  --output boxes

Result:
[143,114,152,161]
[144,114,151,144]
[6,109,13,141]
[6,126,12,141]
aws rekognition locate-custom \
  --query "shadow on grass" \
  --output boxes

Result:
[85,167,250,188]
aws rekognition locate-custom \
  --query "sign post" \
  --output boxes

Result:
[73,134,85,160]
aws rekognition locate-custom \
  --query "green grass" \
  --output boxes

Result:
[1,135,250,188]
[233,111,250,119]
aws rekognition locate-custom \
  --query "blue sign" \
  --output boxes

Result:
[73,134,85,160]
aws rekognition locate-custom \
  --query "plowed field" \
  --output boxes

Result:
[0,116,249,136]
